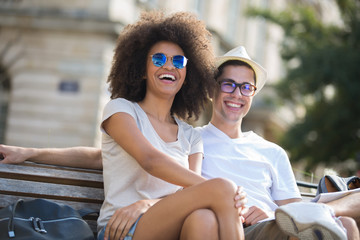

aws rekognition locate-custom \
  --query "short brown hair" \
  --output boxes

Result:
[215,60,256,85]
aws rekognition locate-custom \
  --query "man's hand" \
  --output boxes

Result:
[240,206,274,226]
[234,186,247,223]
[0,144,33,164]
[234,186,247,208]
[104,199,159,240]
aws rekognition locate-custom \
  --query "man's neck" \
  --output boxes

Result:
[210,119,243,139]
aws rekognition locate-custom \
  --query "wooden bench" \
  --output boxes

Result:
[0,162,317,235]
[297,180,318,199]
[0,162,104,235]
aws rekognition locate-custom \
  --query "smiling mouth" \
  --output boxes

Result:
[225,101,244,108]
[159,74,176,81]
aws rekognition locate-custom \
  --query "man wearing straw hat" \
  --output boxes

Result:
[198,45,358,239]
[1,46,359,240]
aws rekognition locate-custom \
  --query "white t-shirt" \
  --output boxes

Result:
[197,123,300,220]
[97,98,203,230]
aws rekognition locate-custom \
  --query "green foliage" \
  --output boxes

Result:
[248,0,360,170]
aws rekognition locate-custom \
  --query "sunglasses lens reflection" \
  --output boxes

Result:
[152,53,166,67]
[173,55,187,69]
[152,53,187,69]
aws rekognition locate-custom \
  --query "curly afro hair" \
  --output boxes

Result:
[107,11,216,120]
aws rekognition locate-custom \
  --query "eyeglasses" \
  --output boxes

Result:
[219,80,257,96]
[151,53,188,69]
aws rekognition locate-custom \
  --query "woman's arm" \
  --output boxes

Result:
[0,144,102,170]
[275,198,302,206]
[188,152,203,175]
[102,112,206,188]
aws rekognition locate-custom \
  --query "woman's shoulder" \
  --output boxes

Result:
[105,98,133,107]
[175,118,201,139]
[174,117,193,130]
[104,98,137,111]
[103,98,139,119]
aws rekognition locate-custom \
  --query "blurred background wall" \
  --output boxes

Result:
[1,0,350,182]
[0,0,291,147]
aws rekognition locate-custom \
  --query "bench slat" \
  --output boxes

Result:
[1,163,103,188]
[0,178,104,202]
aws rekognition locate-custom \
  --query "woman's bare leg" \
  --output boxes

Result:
[133,178,244,240]
[180,209,219,240]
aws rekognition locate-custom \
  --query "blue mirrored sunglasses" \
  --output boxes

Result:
[151,53,188,69]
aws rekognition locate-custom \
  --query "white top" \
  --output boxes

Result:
[97,98,203,230]
[197,123,301,220]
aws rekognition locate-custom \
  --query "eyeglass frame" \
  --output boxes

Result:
[150,53,188,69]
[218,79,257,97]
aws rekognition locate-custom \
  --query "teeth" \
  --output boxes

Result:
[159,74,176,81]
[226,102,241,108]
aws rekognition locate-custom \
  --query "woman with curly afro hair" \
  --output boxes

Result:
[98,11,245,240]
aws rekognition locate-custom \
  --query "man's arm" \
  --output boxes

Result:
[0,144,103,170]
[275,198,302,206]
[241,198,302,226]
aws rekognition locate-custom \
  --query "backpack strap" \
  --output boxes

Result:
[8,199,23,238]
[78,208,99,218]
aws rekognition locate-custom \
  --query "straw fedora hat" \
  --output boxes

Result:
[216,46,267,94]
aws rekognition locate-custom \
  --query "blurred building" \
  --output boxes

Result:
[0,0,335,148]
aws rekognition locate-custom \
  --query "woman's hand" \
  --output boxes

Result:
[104,199,160,240]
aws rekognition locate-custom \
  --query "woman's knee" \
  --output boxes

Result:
[207,178,238,197]
[188,209,218,229]
[180,209,219,240]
